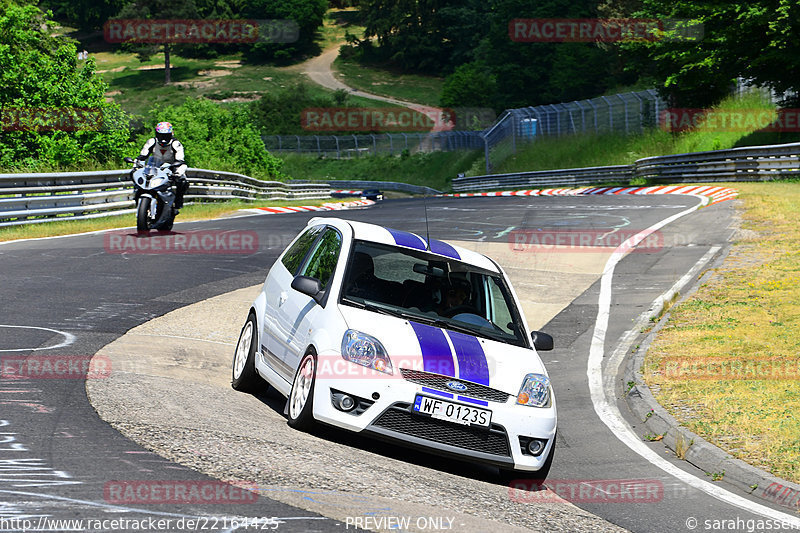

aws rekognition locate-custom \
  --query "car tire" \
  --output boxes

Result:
[287,350,317,431]
[231,312,268,393]
[500,434,556,482]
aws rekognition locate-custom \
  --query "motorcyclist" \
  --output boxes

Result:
[137,122,189,210]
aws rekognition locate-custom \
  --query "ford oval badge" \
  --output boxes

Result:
[445,380,468,392]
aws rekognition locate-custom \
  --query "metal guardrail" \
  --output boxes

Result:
[451,166,633,192]
[634,142,800,182]
[296,179,442,196]
[453,142,800,192]
[0,168,330,227]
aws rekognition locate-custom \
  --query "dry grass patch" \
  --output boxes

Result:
[643,182,800,483]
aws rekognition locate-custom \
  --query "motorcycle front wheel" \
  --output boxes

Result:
[136,197,152,232]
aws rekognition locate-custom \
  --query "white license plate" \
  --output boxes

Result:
[413,395,492,427]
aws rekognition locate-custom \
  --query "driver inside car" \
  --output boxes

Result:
[437,277,471,317]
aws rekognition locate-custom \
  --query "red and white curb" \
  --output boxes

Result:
[238,199,375,216]
[236,185,737,218]
[444,185,738,205]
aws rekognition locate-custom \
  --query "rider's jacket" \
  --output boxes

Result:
[138,138,187,177]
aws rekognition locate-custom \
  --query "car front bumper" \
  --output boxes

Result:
[312,353,557,472]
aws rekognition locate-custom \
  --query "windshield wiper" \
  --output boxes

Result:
[411,315,481,338]
[341,297,409,320]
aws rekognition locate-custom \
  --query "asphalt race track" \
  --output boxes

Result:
[1,194,798,533]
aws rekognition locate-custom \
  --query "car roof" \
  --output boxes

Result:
[308,217,499,273]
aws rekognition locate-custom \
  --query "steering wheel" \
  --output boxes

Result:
[442,305,481,318]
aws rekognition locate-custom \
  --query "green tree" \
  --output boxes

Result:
[242,0,328,63]
[355,0,488,72]
[626,1,800,107]
[40,0,127,31]
[113,0,200,85]
[440,63,497,109]
[0,2,132,169]
[473,0,627,108]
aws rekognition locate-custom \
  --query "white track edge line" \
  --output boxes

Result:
[587,196,800,525]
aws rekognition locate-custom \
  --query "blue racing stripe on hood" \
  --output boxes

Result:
[446,330,490,386]
[409,321,455,377]
[429,239,460,260]
[386,228,426,251]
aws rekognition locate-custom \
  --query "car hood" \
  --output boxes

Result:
[339,304,547,395]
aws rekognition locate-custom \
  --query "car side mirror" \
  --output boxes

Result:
[530,331,554,351]
[124,157,135,164]
[291,275,324,305]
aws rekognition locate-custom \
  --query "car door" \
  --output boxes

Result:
[263,225,324,382]
[275,227,343,371]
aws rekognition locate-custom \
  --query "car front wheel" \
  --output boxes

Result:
[287,351,317,431]
[231,312,268,393]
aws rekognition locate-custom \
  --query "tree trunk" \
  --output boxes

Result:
[164,44,171,85]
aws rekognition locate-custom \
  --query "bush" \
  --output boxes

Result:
[0,3,134,170]
[142,98,284,179]
[440,62,497,110]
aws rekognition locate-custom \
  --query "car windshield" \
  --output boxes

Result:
[340,240,528,347]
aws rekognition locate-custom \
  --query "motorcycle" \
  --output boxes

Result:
[123,156,179,232]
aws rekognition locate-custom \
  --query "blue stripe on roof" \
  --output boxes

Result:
[422,387,453,399]
[429,239,460,260]
[409,321,455,377]
[386,228,426,251]
[458,396,489,407]
[446,330,490,386]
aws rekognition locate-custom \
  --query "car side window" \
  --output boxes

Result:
[281,226,323,275]
[301,229,342,289]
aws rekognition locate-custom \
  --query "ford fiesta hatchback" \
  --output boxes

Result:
[232,217,556,477]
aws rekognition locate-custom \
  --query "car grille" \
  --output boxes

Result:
[400,368,511,403]
[371,403,511,457]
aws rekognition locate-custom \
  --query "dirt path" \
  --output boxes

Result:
[298,45,449,147]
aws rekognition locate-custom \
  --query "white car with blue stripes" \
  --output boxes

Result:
[232,217,557,478]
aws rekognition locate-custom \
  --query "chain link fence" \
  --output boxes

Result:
[482,90,666,173]
[263,131,484,158]
[262,90,666,174]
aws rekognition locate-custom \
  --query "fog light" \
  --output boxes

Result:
[528,439,545,456]
[338,395,355,411]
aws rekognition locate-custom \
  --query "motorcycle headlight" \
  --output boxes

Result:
[341,330,393,375]
[516,373,551,408]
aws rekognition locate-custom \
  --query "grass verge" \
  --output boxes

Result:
[0,199,335,242]
[642,182,800,483]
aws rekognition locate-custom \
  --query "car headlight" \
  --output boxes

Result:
[341,330,393,375]
[517,373,551,407]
